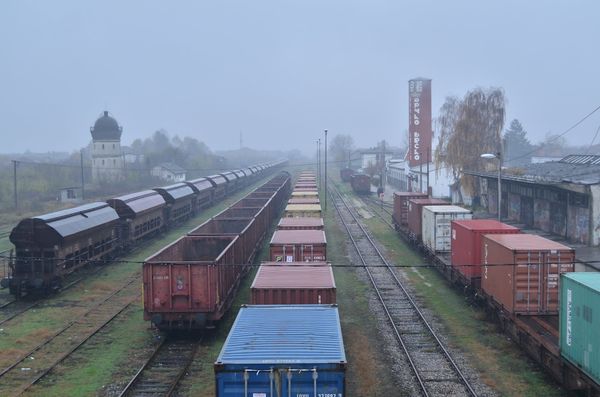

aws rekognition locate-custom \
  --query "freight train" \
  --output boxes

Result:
[350,173,371,195]
[3,160,287,298]
[390,191,600,395]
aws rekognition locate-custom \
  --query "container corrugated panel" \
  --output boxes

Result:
[451,220,520,279]
[422,205,472,252]
[291,191,319,198]
[277,217,324,230]
[406,198,447,238]
[215,305,346,397]
[251,264,336,304]
[288,197,320,205]
[284,204,322,218]
[270,230,327,262]
[481,234,575,315]
[393,192,427,225]
[560,273,600,386]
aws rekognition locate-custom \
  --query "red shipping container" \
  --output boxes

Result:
[451,220,520,280]
[393,192,427,226]
[251,264,336,304]
[277,217,324,230]
[481,234,575,315]
[406,198,447,238]
[270,230,327,262]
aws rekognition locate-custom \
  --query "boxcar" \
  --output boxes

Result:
[107,190,166,246]
[6,203,120,296]
[153,183,196,225]
[214,305,346,396]
[350,174,371,195]
[185,177,215,210]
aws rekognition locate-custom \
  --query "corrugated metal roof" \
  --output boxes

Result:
[278,217,324,227]
[154,183,195,201]
[186,178,213,192]
[35,202,108,222]
[560,154,600,165]
[485,234,573,251]
[452,219,519,231]
[271,230,326,244]
[109,190,165,215]
[206,174,227,185]
[563,272,600,292]
[216,305,346,364]
[252,265,335,289]
[46,205,119,238]
[285,204,322,212]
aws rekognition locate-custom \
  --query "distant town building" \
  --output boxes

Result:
[151,162,187,182]
[90,111,124,182]
[58,186,82,203]
[468,154,600,246]
[122,146,145,164]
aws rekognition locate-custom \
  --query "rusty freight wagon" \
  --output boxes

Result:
[143,235,246,330]
[184,177,215,210]
[277,217,324,230]
[340,168,353,182]
[206,174,228,201]
[350,174,371,195]
[481,234,575,315]
[270,229,326,262]
[251,264,336,304]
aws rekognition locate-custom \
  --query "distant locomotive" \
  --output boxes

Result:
[3,160,288,298]
[340,168,354,182]
[350,174,371,195]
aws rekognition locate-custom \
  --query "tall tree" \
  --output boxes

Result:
[328,134,354,166]
[503,119,533,167]
[434,87,506,198]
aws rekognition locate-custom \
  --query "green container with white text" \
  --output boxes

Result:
[560,272,600,386]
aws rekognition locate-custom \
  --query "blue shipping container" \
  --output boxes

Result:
[215,305,346,397]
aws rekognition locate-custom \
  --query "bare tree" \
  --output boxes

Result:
[328,134,354,166]
[434,88,506,199]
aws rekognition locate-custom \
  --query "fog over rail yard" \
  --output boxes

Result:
[1,1,600,396]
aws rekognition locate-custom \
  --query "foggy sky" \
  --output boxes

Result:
[1,1,599,155]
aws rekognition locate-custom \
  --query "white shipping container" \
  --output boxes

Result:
[422,205,472,252]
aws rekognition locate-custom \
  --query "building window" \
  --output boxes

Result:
[102,159,105,165]
[113,159,116,165]
[67,189,76,199]
[102,144,105,150]
[113,143,115,149]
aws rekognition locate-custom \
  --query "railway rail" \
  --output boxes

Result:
[330,183,477,397]
[118,338,200,397]
[0,275,140,397]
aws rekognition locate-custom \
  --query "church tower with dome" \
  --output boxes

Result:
[90,111,124,182]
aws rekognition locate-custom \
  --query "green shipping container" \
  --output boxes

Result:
[560,272,600,386]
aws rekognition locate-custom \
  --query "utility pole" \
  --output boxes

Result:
[317,139,321,193]
[324,129,328,211]
[12,160,17,210]
[426,147,430,197]
[80,149,85,200]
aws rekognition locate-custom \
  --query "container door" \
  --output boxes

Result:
[514,252,543,313]
[216,369,277,397]
[301,245,314,262]
[281,368,344,397]
[435,215,452,251]
[542,251,572,312]
[283,245,296,263]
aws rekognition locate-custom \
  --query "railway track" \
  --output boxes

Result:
[330,184,477,397]
[0,275,140,397]
[119,338,200,397]
[361,196,395,230]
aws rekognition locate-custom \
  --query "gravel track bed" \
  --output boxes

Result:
[332,191,498,397]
